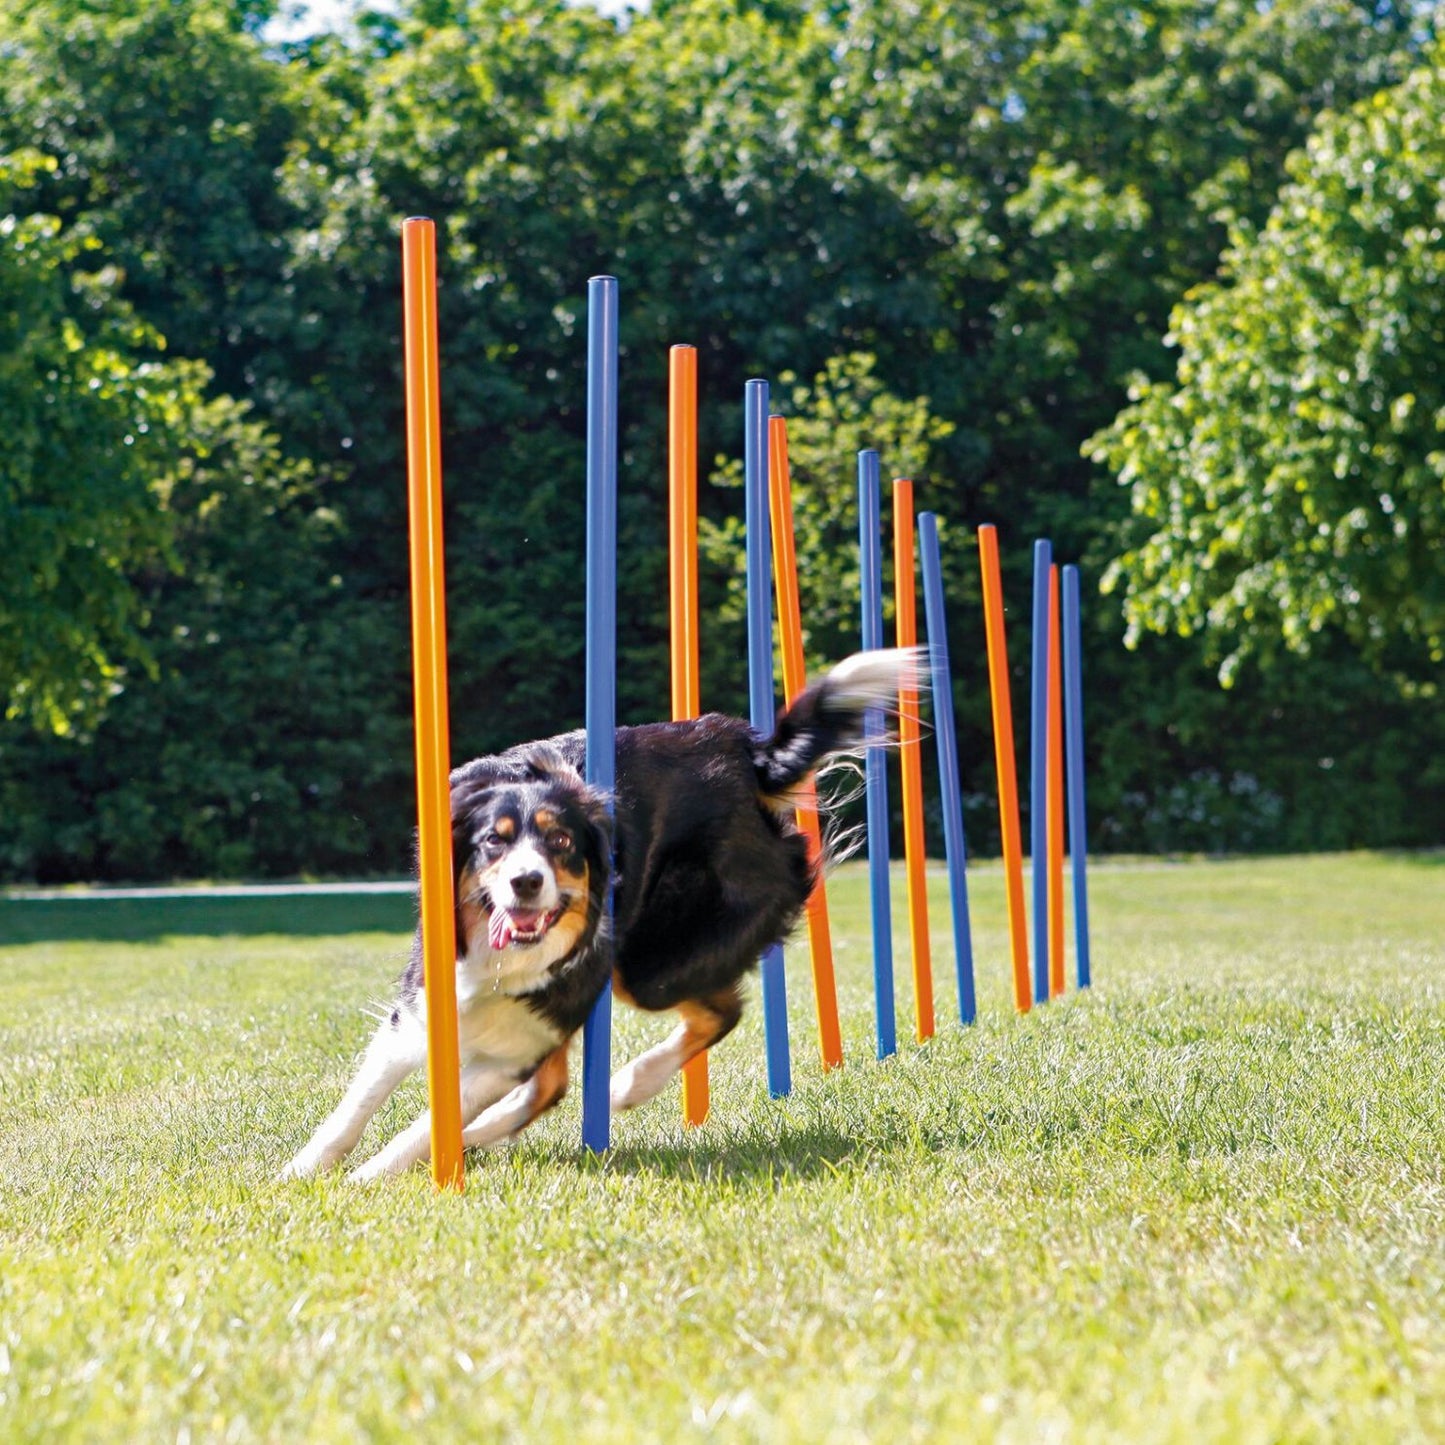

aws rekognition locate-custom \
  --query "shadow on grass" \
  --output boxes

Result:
[562,1121,865,1182]
[0,891,416,943]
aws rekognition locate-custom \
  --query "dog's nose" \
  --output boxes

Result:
[510,869,545,901]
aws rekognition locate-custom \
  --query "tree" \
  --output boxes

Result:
[2,0,1440,877]
[700,352,954,685]
[0,0,304,404]
[0,152,201,732]
[1088,49,1445,688]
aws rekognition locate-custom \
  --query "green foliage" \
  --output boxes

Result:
[0,390,411,881]
[1090,49,1445,689]
[0,152,192,732]
[700,353,954,696]
[0,0,304,401]
[0,0,1440,878]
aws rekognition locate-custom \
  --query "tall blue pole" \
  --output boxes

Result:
[1062,565,1092,989]
[745,379,790,1097]
[858,450,896,1059]
[919,513,976,1025]
[581,276,617,1152]
[1029,538,1052,1007]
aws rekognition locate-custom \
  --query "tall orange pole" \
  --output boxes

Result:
[1048,564,1066,998]
[893,481,935,1041]
[671,346,710,1126]
[768,416,843,1071]
[402,217,465,1190]
[978,524,1031,1013]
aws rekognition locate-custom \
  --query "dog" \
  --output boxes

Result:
[281,648,916,1182]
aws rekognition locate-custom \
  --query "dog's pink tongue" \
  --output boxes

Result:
[489,908,545,950]
[488,910,514,951]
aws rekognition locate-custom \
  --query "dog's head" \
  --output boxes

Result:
[450,745,610,966]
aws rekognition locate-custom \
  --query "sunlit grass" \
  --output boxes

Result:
[2,853,1442,1441]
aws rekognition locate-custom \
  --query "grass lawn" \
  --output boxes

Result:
[1,853,1442,1442]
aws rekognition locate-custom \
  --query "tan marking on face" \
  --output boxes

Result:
[533,807,561,835]
[537,880,590,959]
[494,815,516,840]
[457,867,488,951]
[554,855,589,892]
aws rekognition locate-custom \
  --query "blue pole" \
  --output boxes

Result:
[745,379,790,1097]
[859,450,896,1059]
[1062,565,1092,989]
[918,513,976,1025]
[581,276,617,1152]
[1029,538,1052,1007]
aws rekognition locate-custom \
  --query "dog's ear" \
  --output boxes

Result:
[507,742,585,788]
[572,784,613,926]
[449,753,509,810]
[449,741,580,799]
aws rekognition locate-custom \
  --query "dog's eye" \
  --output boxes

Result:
[547,830,573,854]
[482,831,507,852]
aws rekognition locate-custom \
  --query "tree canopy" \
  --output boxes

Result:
[1090,46,1445,689]
[0,0,1440,879]
[0,151,191,732]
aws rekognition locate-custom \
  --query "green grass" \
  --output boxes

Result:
[2,854,1442,1442]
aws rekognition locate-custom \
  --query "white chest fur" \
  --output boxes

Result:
[454,943,564,1070]
[453,988,561,1072]
[402,949,566,1075]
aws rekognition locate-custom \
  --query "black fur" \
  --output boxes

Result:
[435,660,893,1030]
[282,651,913,1179]
[397,743,613,1038]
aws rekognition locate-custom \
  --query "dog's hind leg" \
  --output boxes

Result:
[280,1014,427,1179]
[346,1062,515,1184]
[609,987,743,1113]
[459,1042,571,1151]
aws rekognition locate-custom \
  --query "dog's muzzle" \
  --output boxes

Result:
[487,902,566,951]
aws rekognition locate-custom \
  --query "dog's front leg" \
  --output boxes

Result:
[610,991,742,1113]
[280,1015,426,1179]
[346,1063,513,1183]
[459,1042,571,1151]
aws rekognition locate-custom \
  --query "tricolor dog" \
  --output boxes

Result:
[282,649,916,1181]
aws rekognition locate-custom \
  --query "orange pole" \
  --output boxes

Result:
[894,481,936,1042]
[1048,564,1066,998]
[768,416,843,1070]
[671,346,710,1126]
[978,524,1031,1013]
[402,217,464,1190]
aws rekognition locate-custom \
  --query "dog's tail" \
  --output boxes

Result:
[752,648,926,796]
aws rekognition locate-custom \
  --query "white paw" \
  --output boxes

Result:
[609,1057,671,1112]
[278,1142,336,1181]
[609,1064,643,1112]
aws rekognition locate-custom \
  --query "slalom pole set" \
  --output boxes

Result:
[400,230,1093,1183]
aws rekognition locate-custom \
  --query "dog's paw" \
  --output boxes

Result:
[609,1058,668,1112]
[277,1151,322,1182]
[278,1137,346,1181]
[346,1150,411,1185]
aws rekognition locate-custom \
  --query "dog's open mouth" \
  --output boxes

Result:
[487,902,566,951]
